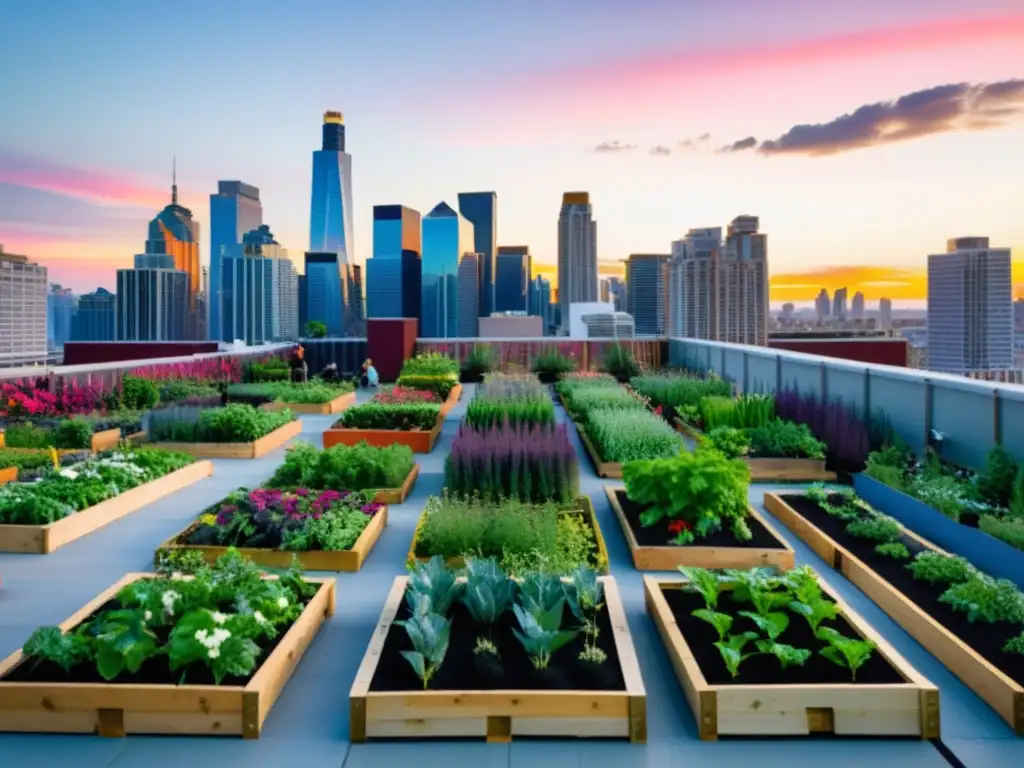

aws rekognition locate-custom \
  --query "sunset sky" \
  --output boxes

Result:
[1,0,1022,304]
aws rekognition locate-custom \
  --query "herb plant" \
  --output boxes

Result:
[268,440,415,491]
[336,403,441,431]
[816,628,875,681]
[585,408,682,463]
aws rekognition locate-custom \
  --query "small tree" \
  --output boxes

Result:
[303,320,327,339]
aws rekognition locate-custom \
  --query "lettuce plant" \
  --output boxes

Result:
[407,556,463,616]
[461,557,515,655]
[511,599,577,671]
[679,566,724,610]
[714,631,760,678]
[816,627,875,681]
[397,610,452,689]
[692,609,733,641]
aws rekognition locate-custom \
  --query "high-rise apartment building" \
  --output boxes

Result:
[557,192,598,332]
[47,284,77,350]
[601,276,627,312]
[669,227,722,340]
[927,237,1013,374]
[420,202,476,338]
[116,261,189,341]
[528,275,553,335]
[625,253,670,335]
[71,288,116,341]
[146,164,201,338]
[458,192,497,318]
[0,245,47,367]
[832,287,848,319]
[366,205,422,323]
[879,298,893,331]
[222,225,299,344]
[494,246,531,314]
[457,252,480,337]
[815,289,831,321]
[209,181,262,340]
[851,291,866,319]
[303,252,348,337]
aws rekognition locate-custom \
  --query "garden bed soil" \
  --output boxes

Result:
[438,383,463,417]
[644,575,940,739]
[322,414,443,453]
[350,575,646,742]
[576,424,622,478]
[262,390,355,415]
[0,466,16,486]
[145,419,302,459]
[605,487,794,572]
[157,503,388,573]
[407,495,611,574]
[372,464,420,505]
[0,461,214,554]
[0,572,334,737]
[764,492,1024,735]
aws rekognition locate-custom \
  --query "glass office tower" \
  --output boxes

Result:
[367,205,422,323]
[145,165,201,337]
[304,251,348,337]
[495,246,531,313]
[209,181,262,340]
[71,288,116,341]
[420,202,475,338]
[457,192,496,318]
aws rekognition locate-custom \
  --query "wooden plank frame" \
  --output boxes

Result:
[576,424,622,479]
[372,464,420,505]
[0,460,214,555]
[0,466,17,486]
[155,503,388,573]
[405,495,611,574]
[645,573,940,740]
[263,390,356,415]
[349,575,646,742]
[438,383,463,417]
[322,413,443,454]
[90,428,123,453]
[764,492,1024,736]
[0,573,335,738]
[146,419,302,459]
[604,486,795,572]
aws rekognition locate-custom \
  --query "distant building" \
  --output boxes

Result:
[209,181,262,340]
[851,291,865,319]
[581,310,635,338]
[146,163,201,337]
[927,237,1013,374]
[528,275,553,335]
[367,205,422,324]
[832,287,848,320]
[303,251,349,337]
[669,227,721,339]
[222,225,299,345]
[600,276,626,311]
[116,265,189,341]
[458,192,497,318]
[72,288,116,342]
[420,202,476,338]
[47,284,77,349]
[814,289,831,321]
[479,314,543,338]
[0,245,47,366]
[722,216,769,346]
[557,192,598,332]
[879,297,893,331]
[457,252,480,337]
[494,245,531,313]
[625,253,670,335]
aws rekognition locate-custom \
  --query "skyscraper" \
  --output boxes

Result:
[879,297,893,331]
[146,162,201,337]
[72,288,116,341]
[927,237,1013,374]
[851,291,866,319]
[494,246,531,314]
[420,202,475,338]
[0,244,47,366]
[457,252,480,337]
[557,192,598,332]
[722,215,769,346]
[668,227,722,339]
[367,205,422,323]
[528,275,553,335]
[47,284,77,350]
[625,253,670,335]
[458,192,497,318]
[221,225,298,344]
[303,252,348,337]
[209,181,262,340]
[832,287,848,319]
[814,289,831,321]
[116,260,189,341]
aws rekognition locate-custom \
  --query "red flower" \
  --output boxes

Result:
[667,519,692,535]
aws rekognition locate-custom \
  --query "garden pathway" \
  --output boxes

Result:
[0,388,1019,766]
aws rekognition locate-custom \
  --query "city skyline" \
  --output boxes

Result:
[1,2,1022,300]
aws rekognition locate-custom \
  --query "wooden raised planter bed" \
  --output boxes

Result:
[764,492,1024,735]
[125,430,148,445]
[146,419,302,459]
[0,572,335,738]
[438,383,463,417]
[349,574,646,742]
[0,460,214,555]
[604,486,795,572]
[671,419,835,482]
[645,573,940,739]
[406,494,611,573]
[322,414,442,454]
[263,390,356,415]
[90,428,122,453]
[373,464,420,505]
[576,424,622,479]
[156,503,388,573]
[0,466,16,486]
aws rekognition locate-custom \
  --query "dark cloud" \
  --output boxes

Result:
[724,79,1024,157]
[649,145,672,156]
[718,136,758,153]
[678,133,711,150]
[591,140,636,153]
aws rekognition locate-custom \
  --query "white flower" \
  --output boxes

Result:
[253,611,268,626]
[59,468,79,480]
[277,597,288,609]
[161,590,180,616]
[211,611,228,625]
[208,647,220,659]
[144,610,153,621]
[194,628,209,644]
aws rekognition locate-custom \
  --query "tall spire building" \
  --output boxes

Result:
[308,111,356,335]
[557,192,598,333]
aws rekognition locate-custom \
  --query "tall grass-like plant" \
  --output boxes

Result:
[445,422,579,503]
[531,350,576,382]
[700,394,774,431]
[465,373,555,429]
[601,344,640,383]
[563,387,644,419]
[586,409,683,463]
[630,372,731,416]
[774,389,870,470]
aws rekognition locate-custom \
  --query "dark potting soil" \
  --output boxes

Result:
[368,596,626,692]
[613,489,787,551]
[2,592,313,686]
[779,493,1024,687]
[661,586,904,685]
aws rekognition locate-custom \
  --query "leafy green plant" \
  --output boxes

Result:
[567,566,606,664]
[511,599,577,670]
[978,445,1018,507]
[395,374,458,400]
[336,403,441,431]
[531,350,576,381]
[938,574,1024,624]
[461,345,496,381]
[22,626,91,672]
[268,440,415,490]
[629,372,731,417]
[601,344,640,383]
[739,610,789,641]
[692,609,733,641]
[680,567,724,610]
[755,641,811,670]
[461,557,515,654]
[727,568,792,617]
[745,420,825,460]
[303,320,327,338]
[1011,465,1024,520]
[397,610,451,689]
[980,513,1024,552]
[121,375,160,410]
[1003,632,1024,655]
[623,446,751,543]
[700,394,774,431]
[401,352,459,377]
[407,556,464,616]
[845,514,902,543]
[714,631,760,678]
[707,427,750,459]
[788,595,840,634]
[816,627,875,681]
[146,403,293,443]
[52,417,97,449]
[906,551,975,585]
[875,541,911,560]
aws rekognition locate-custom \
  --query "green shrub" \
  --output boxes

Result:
[247,357,290,382]
[630,373,731,415]
[401,352,459,377]
[601,344,640,382]
[531,350,576,380]
[52,417,95,449]
[585,409,682,463]
[745,420,825,460]
[977,445,1018,507]
[865,446,907,490]
[158,380,221,402]
[269,440,415,490]
[147,403,293,443]
[1011,466,1024,520]
[4,423,53,449]
[0,448,56,472]
[707,427,750,459]
[461,345,496,380]
[337,403,440,431]
[395,374,458,400]
[980,514,1024,552]
[120,375,160,410]
[228,381,352,405]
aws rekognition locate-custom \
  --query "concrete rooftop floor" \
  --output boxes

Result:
[0,386,1021,767]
